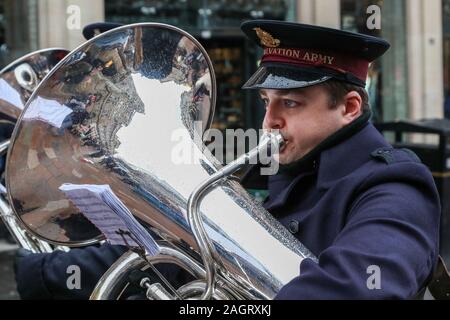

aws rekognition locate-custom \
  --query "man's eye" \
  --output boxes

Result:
[261,98,269,106]
[284,100,299,108]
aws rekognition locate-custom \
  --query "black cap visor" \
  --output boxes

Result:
[242,62,367,89]
[242,63,333,90]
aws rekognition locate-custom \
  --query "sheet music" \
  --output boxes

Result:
[59,183,160,256]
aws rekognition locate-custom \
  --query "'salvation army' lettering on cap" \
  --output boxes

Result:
[241,20,390,89]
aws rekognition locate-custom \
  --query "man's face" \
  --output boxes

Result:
[260,86,349,165]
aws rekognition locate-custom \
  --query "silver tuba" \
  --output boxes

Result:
[0,48,69,121]
[6,23,316,299]
[0,48,69,253]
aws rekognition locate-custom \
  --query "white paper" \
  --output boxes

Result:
[59,183,160,256]
[23,97,73,128]
[0,78,24,109]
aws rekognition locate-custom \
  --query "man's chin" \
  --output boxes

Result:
[277,155,295,165]
[277,152,304,165]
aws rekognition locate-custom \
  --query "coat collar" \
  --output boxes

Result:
[264,122,391,211]
[316,122,390,189]
[265,167,317,211]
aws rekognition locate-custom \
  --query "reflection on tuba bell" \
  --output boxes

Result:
[0,48,69,121]
[0,48,69,253]
[6,23,316,299]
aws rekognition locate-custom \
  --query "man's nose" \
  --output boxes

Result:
[263,103,285,129]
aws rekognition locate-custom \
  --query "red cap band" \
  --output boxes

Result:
[262,47,370,82]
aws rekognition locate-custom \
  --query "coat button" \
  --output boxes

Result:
[288,220,299,234]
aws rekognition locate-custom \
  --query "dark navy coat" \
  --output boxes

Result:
[15,244,127,300]
[15,122,440,299]
[261,122,440,299]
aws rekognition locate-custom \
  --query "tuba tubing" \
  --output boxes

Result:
[187,131,285,300]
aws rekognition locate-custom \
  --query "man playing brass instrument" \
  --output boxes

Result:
[15,20,440,300]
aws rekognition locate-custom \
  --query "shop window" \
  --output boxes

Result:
[341,0,409,123]
[0,0,39,69]
[105,0,289,30]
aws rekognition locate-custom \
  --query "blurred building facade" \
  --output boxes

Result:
[0,0,448,128]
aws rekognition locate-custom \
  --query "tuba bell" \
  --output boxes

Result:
[0,48,69,253]
[6,23,316,299]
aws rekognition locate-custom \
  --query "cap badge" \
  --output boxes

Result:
[254,28,280,48]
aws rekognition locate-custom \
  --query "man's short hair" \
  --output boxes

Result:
[320,80,370,114]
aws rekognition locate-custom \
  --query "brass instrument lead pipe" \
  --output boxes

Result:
[0,140,10,155]
[187,132,284,300]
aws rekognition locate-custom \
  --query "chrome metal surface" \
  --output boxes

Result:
[0,139,10,155]
[186,131,284,300]
[91,244,206,300]
[91,244,234,300]
[0,195,53,252]
[0,49,68,253]
[7,23,216,247]
[177,281,231,300]
[90,250,147,300]
[8,23,316,299]
[0,48,69,120]
[145,282,174,300]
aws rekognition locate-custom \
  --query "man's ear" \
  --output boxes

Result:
[342,91,363,123]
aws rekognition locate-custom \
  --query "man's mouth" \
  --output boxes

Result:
[279,140,289,153]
